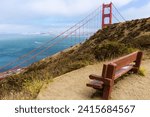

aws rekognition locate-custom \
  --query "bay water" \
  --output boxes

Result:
[0,34,86,72]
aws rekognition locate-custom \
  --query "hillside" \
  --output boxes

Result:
[0,17,150,100]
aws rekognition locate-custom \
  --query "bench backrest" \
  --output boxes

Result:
[111,51,139,71]
[102,51,143,80]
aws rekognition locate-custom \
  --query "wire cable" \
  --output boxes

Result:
[11,12,101,70]
[112,3,126,21]
[0,6,101,72]
[112,13,121,23]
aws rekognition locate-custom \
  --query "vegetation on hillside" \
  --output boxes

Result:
[0,17,150,99]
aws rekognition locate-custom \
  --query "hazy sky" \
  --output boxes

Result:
[0,0,149,34]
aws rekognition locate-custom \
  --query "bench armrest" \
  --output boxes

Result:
[89,74,114,86]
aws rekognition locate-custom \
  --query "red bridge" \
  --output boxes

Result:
[0,2,126,80]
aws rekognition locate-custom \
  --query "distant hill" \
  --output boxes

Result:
[0,17,150,100]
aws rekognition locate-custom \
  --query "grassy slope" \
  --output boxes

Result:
[0,17,150,99]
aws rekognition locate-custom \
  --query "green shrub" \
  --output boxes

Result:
[65,61,88,73]
[138,67,146,76]
[94,40,135,60]
[131,35,150,48]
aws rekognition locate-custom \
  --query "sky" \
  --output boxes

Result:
[0,0,149,34]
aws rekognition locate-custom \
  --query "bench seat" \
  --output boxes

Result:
[114,65,134,80]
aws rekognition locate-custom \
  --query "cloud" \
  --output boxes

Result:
[0,0,148,33]
[29,0,134,16]
[103,0,134,7]
[0,24,39,33]
[0,0,134,19]
[0,23,70,34]
[29,0,98,16]
[122,1,150,20]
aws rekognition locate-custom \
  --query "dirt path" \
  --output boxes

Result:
[37,60,150,100]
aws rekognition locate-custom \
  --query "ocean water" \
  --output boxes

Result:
[0,34,87,72]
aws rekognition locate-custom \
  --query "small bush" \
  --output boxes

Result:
[67,61,88,72]
[138,67,146,76]
[23,79,44,98]
[94,40,135,60]
[131,35,150,48]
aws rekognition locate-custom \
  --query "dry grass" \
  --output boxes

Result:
[138,67,146,76]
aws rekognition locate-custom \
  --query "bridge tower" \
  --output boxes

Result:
[102,2,112,29]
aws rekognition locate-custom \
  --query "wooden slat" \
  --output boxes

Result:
[114,65,133,80]
[102,64,108,78]
[111,51,138,71]
[86,80,103,89]
[105,63,116,80]
[89,74,113,86]
[132,52,143,73]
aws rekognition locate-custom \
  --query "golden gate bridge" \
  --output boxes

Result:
[0,2,126,80]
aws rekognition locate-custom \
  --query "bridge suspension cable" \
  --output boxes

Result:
[12,12,101,70]
[112,3,126,22]
[112,13,121,22]
[0,2,128,74]
[0,6,102,72]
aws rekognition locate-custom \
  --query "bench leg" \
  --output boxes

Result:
[102,85,112,100]
[133,52,143,73]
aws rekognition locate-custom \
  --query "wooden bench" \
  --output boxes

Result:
[86,51,143,100]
